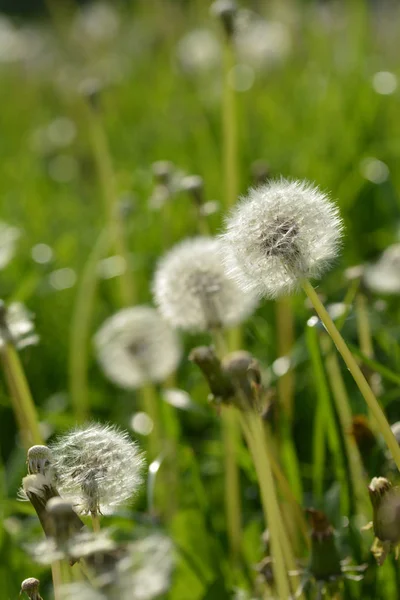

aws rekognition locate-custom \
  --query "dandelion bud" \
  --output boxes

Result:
[306,509,342,581]
[221,351,261,411]
[368,477,400,564]
[20,577,43,600]
[153,237,257,332]
[46,497,80,546]
[50,423,145,515]
[219,179,343,299]
[181,175,204,205]
[189,345,234,404]
[22,473,73,537]
[94,306,181,389]
[211,0,237,38]
[152,160,173,185]
[27,445,53,476]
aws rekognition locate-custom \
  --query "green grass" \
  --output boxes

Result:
[2,0,400,598]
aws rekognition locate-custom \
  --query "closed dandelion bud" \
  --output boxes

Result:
[189,345,234,404]
[153,237,257,332]
[221,351,261,411]
[46,497,80,546]
[20,577,43,600]
[22,473,71,537]
[211,0,237,38]
[94,306,181,389]
[307,509,342,581]
[368,477,400,545]
[50,423,145,515]
[219,179,343,299]
[27,445,53,476]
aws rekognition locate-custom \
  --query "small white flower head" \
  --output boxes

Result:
[219,179,344,299]
[363,244,400,294]
[27,445,53,476]
[153,237,258,332]
[20,577,42,600]
[50,423,145,515]
[0,301,38,350]
[94,306,181,389]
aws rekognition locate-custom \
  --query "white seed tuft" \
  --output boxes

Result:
[94,306,181,389]
[153,236,258,332]
[49,423,145,515]
[219,179,344,299]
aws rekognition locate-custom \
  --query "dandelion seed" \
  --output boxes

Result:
[219,179,343,299]
[94,306,181,389]
[153,237,258,332]
[50,423,145,515]
[363,244,400,294]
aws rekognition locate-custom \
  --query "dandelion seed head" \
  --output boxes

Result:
[0,301,39,349]
[235,16,291,70]
[50,423,145,514]
[153,237,258,332]
[176,29,221,74]
[363,244,400,294]
[220,179,343,299]
[94,307,181,389]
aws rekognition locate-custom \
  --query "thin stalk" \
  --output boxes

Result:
[322,337,369,516]
[160,392,181,517]
[51,561,63,600]
[222,37,237,210]
[355,293,374,360]
[241,411,297,599]
[141,383,163,460]
[306,325,348,514]
[276,297,295,421]
[91,513,101,533]
[302,279,400,471]
[86,104,135,307]
[211,328,242,562]
[221,407,242,561]
[69,230,110,422]
[1,344,42,449]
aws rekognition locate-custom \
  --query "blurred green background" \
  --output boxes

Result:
[1,0,400,598]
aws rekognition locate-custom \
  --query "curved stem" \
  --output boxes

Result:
[302,279,400,472]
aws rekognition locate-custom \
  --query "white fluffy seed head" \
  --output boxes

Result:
[50,423,145,515]
[363,244,400,294]
[94,306,181,389]
[219,179,344,299]
[153,237,258,332]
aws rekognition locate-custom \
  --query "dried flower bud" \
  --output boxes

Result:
[20,577,43,600]
[211,0,237,38]
[306,509,342,581]
[153,237,257,332]
[220,179,343,299]
[27,445,53,476]
[189,345,234,403]
[368,477,400,564]
[221,351,261,411]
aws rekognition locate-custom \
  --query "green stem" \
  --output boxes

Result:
[91,513,101,533]
[276,297,295,421]
[69,230,110,422]
[302,279,400,472]
[86,104,135,307]
[221,407,242,561]
[222,37,237,210]
[141,383,162,460]
[306,325,348,514]
[323,338,369,516]
[1,344,42,449]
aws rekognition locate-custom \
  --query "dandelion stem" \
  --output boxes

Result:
[91,513,101,533]
[276,297,295,421]
[141,383,162,460]
[69,230,110,422]
[302,279,400,472]
[51,561,63,600]
[355,292,375,423]
[86,102,135,307]
[1,343,42,449]
[240,411,296,599]
[322,336,369,516]
[222,35,238,210]
[221,407,242,562]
